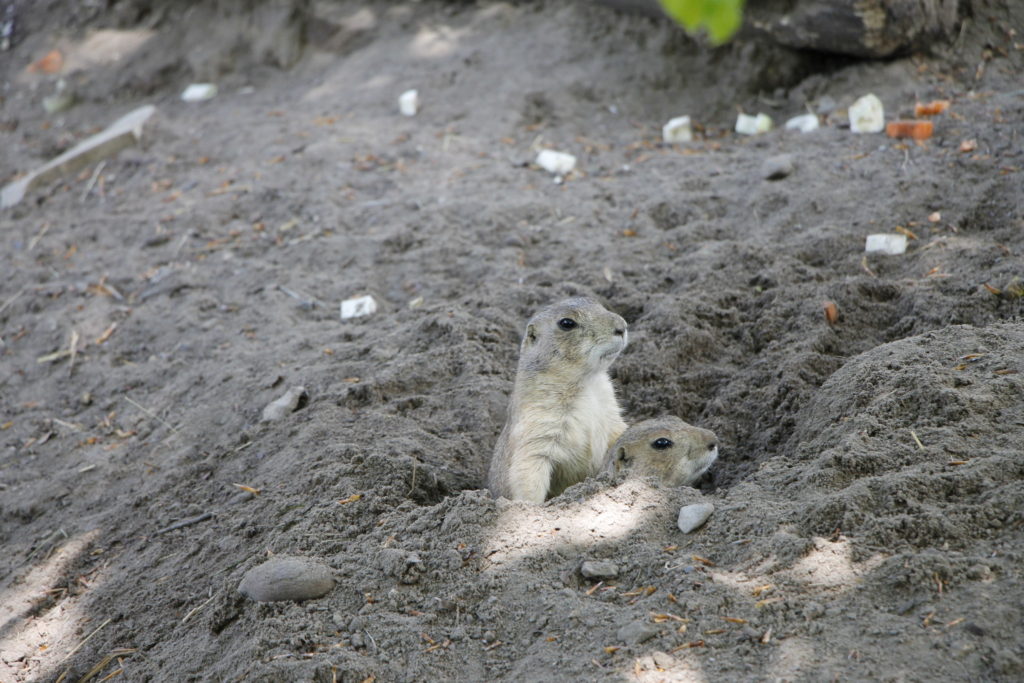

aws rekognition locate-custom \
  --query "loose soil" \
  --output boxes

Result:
[1,1,1023,681]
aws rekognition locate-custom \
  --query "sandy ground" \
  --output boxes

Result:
[1,1,1023,680]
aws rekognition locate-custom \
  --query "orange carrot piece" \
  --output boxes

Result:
[914,100,950,117]
[886,120,934,140]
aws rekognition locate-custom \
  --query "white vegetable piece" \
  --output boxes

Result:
[735,112,773,136]
[662,115,693,143]
[865,233,907,255]
[784,113,820,133]
[181,83,218,102]
[850,93,885,133]
[536,149,577,176]
[398,89,419,117]
[340,294,378,320]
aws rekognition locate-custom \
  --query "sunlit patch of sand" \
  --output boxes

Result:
[483,480,668,567]
[0,530,101,682]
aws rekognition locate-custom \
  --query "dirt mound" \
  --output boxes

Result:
[2,0,1023,681]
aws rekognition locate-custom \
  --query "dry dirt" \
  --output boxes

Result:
[2,1,1023,681]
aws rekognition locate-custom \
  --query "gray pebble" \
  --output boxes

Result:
[617,620,660,646]
[652,651,675,669]
[804,601,825,619]
[761,154,794,181]
[580,560,619,580]
[238,556,334,602]
[677,503,714,533]
[261,386,307,422]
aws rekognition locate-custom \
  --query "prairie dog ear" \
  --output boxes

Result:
[522,323,538,348]
[614,446,629,472]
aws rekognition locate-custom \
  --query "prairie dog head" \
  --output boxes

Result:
[519,296,627,377]
[604,416,718,487]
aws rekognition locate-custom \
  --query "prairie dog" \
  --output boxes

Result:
[602,416,718,487]
[488,296,628,503]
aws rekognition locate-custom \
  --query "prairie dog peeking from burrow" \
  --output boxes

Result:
[602,416,718,487]
[488,296,628,503]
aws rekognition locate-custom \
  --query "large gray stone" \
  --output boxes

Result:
[238,556,334,602]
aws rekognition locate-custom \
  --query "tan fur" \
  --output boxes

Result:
[489,296,628,502]
[602,416,718,487]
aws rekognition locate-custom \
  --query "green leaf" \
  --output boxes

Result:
[659,0,745,45]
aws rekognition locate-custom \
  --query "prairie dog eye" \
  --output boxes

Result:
[651,437,673,450]
[707,442,717,452]
[557,318,578,330]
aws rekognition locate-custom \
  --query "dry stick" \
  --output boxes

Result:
[154,512,213,536]
[123,396,179,434]
[81,161,106,201]
[68,329,80,375]
[0,287,26,315]
[78,648,137,683]
[56,617,112,666]
[181,593,217,624]
[28,222,51,251]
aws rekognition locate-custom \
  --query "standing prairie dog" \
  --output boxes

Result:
[602,416,718,487]
[488,296,628,503]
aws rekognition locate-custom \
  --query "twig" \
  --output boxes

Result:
[81,161,107,201]
[0,286,26,315]
[910,430,926,451]
[78,648,137,683]
[181,593,217,624]
[860,255,877,278]
[154,512,213,536]
[56,617,112,666]
[69,329,80,375]
[51,417,83,431]
[123,396,179,434]
[28,223,51,251]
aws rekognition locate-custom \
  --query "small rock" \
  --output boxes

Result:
[580,560,619,580]
[966,564,993,581]
[761,154,794,180]
[804,601,825,619]
[261,386,307,422]
[864,233,907,255]
[849,93,885,133]
[238,556,334,602]
[677,503,714,533]
[536,149,576,176]
[636,655,656,671]
[350,632,365,649]
[617,620,660,646]
[784,113,819,133]
[483,630,497,643]
[651,651,675,669]
[398,89,419,117]
[735,112,773,136]
[964,622,986,637]
[43,91,75,114]
[662,115,693,143]
[181,83,218,102]
[340,294,378,320]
